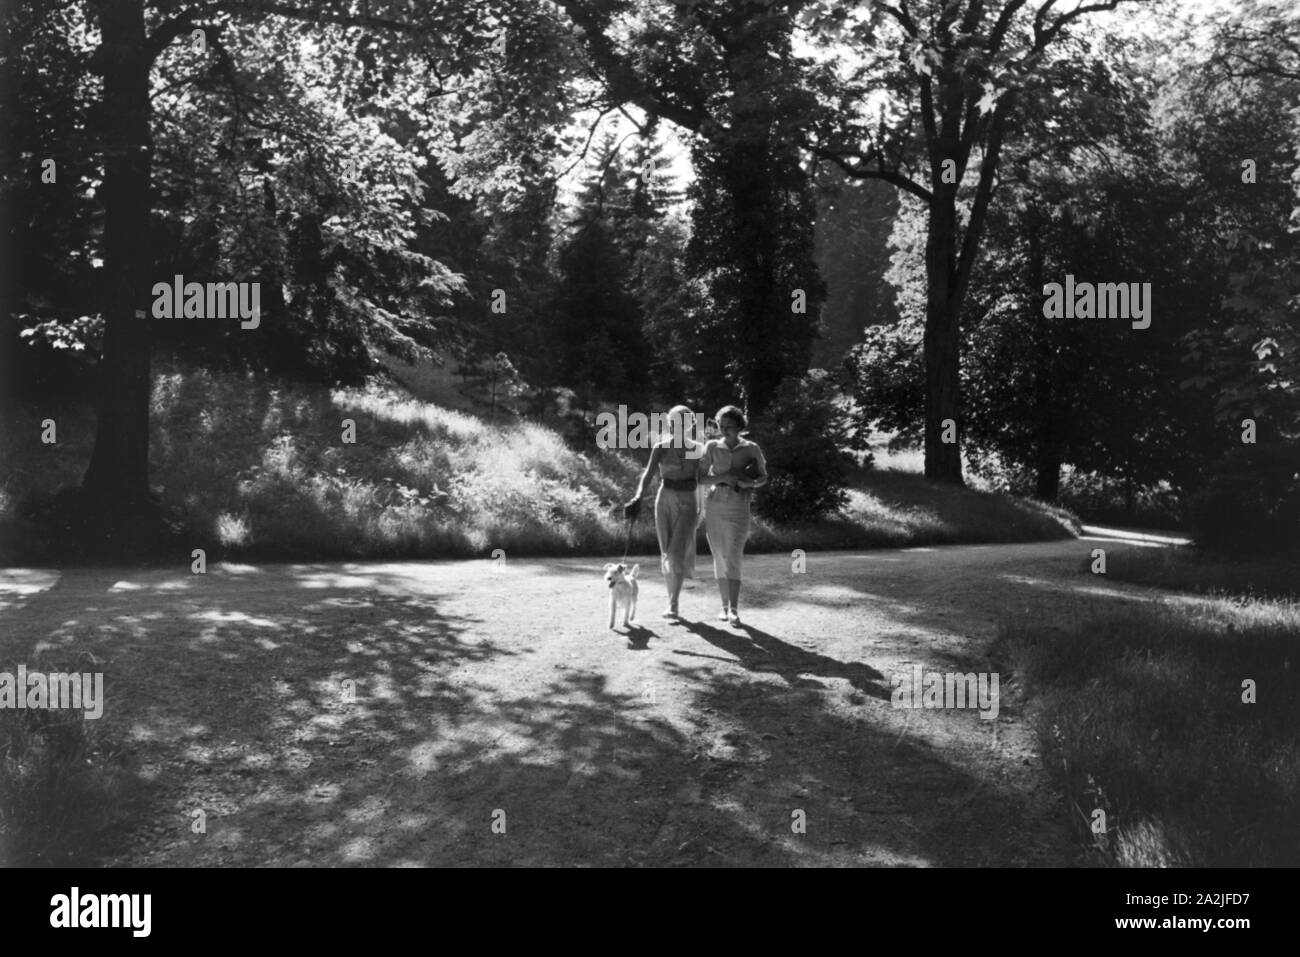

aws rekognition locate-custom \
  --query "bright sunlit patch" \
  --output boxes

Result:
[216,512,252,546]
[214,563,262,575]
[1069,584,1159,600]
[0,568,61,596]
[189,610,282,628]
[294,572,384,589]
[150,579,194,590]
[1080,526,1191,547]
[1000,574,1054,587]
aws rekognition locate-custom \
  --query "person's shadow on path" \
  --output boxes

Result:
[677,618,892,700]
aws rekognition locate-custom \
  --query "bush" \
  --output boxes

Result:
[1187,443,1300,556]
[750,372,862,525]
[1054,466,1184,531]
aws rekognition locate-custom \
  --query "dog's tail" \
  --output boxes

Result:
[628,564,639,579]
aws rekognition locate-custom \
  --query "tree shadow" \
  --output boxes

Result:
[0,559,1075,867]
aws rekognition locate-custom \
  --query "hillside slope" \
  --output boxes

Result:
[0,360,1077,564]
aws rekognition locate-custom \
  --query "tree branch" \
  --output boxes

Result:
[953,96,1012,306]
[806,137,934,204]
[1034,0,1124,53]
[878,3,920,37]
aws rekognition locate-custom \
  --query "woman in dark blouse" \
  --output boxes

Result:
[627,405,702,619]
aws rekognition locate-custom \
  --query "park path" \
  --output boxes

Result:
[0,528,1180,866]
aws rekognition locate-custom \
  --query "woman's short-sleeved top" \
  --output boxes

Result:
[657,436,703,482]
[701,437,764,481]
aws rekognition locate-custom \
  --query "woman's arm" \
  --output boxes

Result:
[633,443,665,500]
[738,445,768,489]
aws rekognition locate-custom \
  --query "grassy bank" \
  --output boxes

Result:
[1100,545,1300,601]
[0,360,1077,564]
[995,587,1300,866]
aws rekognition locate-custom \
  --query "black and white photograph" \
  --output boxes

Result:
[0,0,1295,906]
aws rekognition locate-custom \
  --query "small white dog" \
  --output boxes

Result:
[603,562,639,629]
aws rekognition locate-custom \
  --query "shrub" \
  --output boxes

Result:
[1053,466,1184,531]
[750,372,862,525]
[1187,443,1300,556]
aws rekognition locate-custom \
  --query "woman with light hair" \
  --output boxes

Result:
[700,405,767,626]
[624,405,702,619]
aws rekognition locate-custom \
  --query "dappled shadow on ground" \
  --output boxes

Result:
[540,541,1159,673]
[0,564,494,864]
[0,557,1071,866]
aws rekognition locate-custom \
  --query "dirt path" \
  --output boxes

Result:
[0,531,1172,866]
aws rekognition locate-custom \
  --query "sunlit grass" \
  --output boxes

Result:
[1,358,1077,562]
[871,446,926,474]
[995,597,1300,866]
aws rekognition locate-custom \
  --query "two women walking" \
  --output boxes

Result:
[625,404,767,625]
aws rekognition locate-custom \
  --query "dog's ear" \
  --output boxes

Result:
[602,563,615,572]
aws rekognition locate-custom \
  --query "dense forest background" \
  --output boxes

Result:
[1,0,1297,556]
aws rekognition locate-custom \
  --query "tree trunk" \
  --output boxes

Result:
[726,138,822,419]
[82,0,154,510]
[1035,452,1062,501]
[726,131,780,418]
[1124,435,1135,519]
[923,197,963,484]
[1028,215,1059,501]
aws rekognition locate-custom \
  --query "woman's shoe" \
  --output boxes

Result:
[717,609,731,621]
[727,610,741,627]
[661,608,679,619]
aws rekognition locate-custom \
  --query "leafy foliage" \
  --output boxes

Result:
[1174,0,1300,442]
[751,371,859,525]
[0,1,103,392]
[1187,443,1300,557]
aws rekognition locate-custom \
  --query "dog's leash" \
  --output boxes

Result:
[620,511,635,565]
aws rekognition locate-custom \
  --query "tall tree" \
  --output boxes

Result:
[807,0,1154,483]
[68,0,498,525]
[557,0,827,416]
[1184,0,1300,440]
[850,20,1222,505]
[812,172,900,370]
[81,0,174,509]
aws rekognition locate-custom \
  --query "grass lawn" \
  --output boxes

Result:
[995,554,1300,866]
[1101,544,1300,601]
